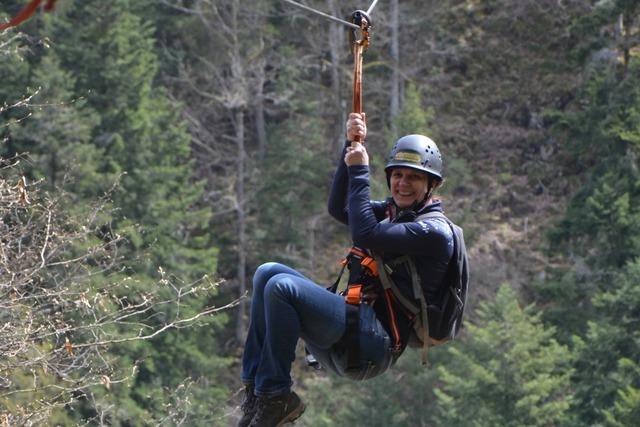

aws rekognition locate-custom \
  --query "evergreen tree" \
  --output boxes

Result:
[2,1,230,424]
[435,284,574,427]
[536,53,640,342]
[51,3,229,423]
[300,349,445,427]
[548,59,640,269]
[11,53,102,195]
[570,257,640,425]
[253,78,332,268]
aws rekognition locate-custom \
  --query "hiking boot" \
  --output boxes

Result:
[237,385,258,427]
[249,391,305,426]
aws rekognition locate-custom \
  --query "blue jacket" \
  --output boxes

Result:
[328,147,454,348]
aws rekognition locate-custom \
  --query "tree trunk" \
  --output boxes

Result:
[255,73,267,161]
[328,0,345,158]
[235,108,247,343]
[255,28,267,161]
[389,0,401,138]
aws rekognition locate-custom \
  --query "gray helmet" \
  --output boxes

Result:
[385,134,443,182]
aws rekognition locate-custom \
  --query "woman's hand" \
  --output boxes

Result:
[344,143,369,166]
[346,112,366,142]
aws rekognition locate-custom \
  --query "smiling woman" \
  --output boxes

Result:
[389,168,431,208]
[385,134,443,209]
[236,110,464,426]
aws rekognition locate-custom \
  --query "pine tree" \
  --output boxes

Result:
[2,1,231,423]
[537,56,640,343]
[570,257,640,425]
[435,284,574,427]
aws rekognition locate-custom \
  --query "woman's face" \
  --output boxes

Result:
[389,167,430,209]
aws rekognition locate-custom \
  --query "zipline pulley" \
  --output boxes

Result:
[280,1,380,146]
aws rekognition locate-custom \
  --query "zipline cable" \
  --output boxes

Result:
[280,1,378,147]
[281,0,360,30]
[366,0,380,16]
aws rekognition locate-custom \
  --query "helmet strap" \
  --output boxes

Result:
[389,198,429,223]
[424,175,442,202]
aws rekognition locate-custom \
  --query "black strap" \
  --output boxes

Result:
[328,256,361,372]
[327,262,347,294]
[343,304,360,371]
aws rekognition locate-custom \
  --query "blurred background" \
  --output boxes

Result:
[1,1,639,425]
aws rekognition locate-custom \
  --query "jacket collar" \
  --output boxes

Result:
[387,198,443,223]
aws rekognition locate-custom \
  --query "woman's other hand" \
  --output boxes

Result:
[345,143,369,166]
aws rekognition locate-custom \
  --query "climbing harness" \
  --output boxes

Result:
[329,246,403,357]
[329,209,469,367]
[0,0,57,31]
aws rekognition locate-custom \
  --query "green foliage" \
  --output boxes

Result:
[12,53,103,194]
[389,83,436,141]
[532,266,594,342]
[549,59,640,269]
[254,114,330,265]
[435,284,574,427]
[1,1,228,424]
[570,257,640,425]
[3,0,640,425]
[603,380,640,427]
[538,21,640,423]
[300,349,443,427]
[568,0,640,64]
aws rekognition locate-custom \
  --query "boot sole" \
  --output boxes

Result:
[276,401,306,426]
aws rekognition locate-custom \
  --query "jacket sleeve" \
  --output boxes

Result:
[328,147,389,224]
[327,144,350,224]
[347,165,452,256]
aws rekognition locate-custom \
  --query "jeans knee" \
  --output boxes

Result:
[264,274,296,304]
[253,262,284,294]
[254,262,282,280]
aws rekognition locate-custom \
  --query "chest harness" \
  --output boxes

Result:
[329,211,451,367]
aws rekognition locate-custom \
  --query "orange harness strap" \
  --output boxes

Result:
[341,248,403,353]
[345,284,363,305]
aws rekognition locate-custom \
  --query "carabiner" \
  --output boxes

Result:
[349,9,372,50]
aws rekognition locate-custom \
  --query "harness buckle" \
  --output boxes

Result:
[345,284,363,305]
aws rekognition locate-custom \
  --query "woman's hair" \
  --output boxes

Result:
[428,174,444,195]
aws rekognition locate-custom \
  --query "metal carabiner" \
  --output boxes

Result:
[349,10,372,50]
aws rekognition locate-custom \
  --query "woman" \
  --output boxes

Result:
[238,113,454,427]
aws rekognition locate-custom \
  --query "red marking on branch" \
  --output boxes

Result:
[0,0,57,31]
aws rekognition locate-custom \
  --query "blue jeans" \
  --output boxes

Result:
[241,262,394,396]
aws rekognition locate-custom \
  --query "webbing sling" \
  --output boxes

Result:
[328,248,371,373]
[342,304,360,372]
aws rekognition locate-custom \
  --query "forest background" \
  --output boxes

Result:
[1,0,639,426]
